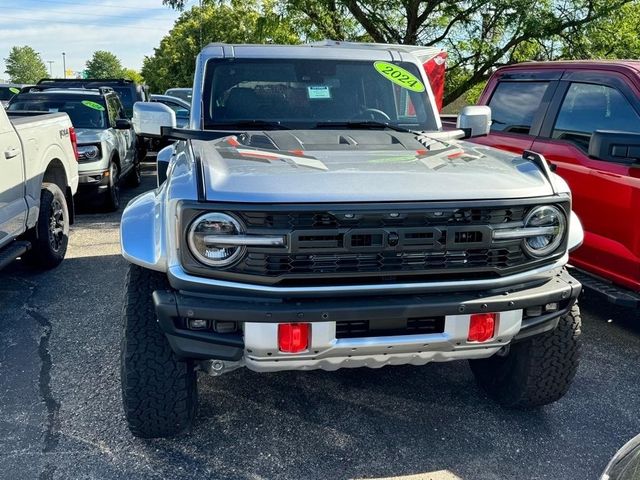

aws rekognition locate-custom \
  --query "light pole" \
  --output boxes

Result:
[47,61,54,77]
[62,52,66,78]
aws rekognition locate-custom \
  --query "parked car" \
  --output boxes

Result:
[37,78,150,161]
[0,101,78,270]
[150,94,190,128]
[122,42,584,438]
[474,61,640,307]
[9,86,139,210]
[0,84,24,108]
[164,87,192,104]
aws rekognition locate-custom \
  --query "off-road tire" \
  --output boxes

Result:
[104,161,120,211]
[22,182,69,269]
[127,160,142,187]
[469,304,581,408]
[121,264,198,438]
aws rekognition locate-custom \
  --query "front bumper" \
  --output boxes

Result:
[153,268,581,372]
[77,168,110,193]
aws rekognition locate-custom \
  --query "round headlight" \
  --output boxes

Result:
[523,205,566,257]
[187,213,245,267]
[78,145,100,159]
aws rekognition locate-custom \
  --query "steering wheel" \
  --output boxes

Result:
[352,108,391,121]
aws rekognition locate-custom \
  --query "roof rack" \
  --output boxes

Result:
[310,40,444,63]
[19,85,113,95]
[37,78,133,86]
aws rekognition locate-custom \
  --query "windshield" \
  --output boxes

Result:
[202,59,437,131]
[0,86,19,101]
[8,94,108,129]
[165,88,192,103]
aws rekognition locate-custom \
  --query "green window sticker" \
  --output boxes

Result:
[307,86,331,99]
[9,87,20,94]
[81,100,105,111]
[374,61,425,93]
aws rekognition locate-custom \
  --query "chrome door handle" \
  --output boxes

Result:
[4,148,19,159]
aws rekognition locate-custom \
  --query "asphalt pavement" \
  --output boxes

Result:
[1,163,639,480]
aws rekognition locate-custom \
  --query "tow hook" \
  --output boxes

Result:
[201,359,244,376]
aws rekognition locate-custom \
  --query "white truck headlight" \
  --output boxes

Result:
[77,144,101,160]
[523,205,566,257]
[187,213,245,267]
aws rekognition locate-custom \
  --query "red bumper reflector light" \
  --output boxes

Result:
[278,323,310,353]
[468,313,496,342]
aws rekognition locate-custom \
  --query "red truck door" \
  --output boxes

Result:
[473,70,562,155]
[530,71,640,291]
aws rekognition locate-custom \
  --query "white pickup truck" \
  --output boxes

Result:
[0,106,79,270]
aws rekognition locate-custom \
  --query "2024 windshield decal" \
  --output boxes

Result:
[374,61,425,93]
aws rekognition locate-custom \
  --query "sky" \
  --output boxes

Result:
[0,0,198,81]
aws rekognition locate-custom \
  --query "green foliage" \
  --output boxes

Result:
[4,46,48,83]
[145,0,300,92]
[160,0,636,107]
[85,51,125,78]
[122,68,144,84]
[562,2,640,59]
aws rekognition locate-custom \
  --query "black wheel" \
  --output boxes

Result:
[127,160,141,187]
[469,304,581,408]
[136,136,148,162]
[104,161,120,211]
[121,263,198,438]
[22,182,69,269]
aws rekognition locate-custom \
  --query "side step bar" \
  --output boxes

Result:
[0,241,31,271]
[567,266,640,308]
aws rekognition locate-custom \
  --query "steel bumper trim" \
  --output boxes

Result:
[167,254,568,296]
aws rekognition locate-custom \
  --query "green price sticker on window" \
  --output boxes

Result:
[9,87,20,94]
[81,100,105,111]
[374,61,425,93]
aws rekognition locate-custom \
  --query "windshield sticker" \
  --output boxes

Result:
[9,87,20,94]
[307,86,331,99]
[48,108,59,113]
[374,61,425,93]
[81,100,105,111]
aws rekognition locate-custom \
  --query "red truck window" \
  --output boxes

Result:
[552,82,640,150]
[488,81,549,135]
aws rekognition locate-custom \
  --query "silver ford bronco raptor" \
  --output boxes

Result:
[121,41,584,438]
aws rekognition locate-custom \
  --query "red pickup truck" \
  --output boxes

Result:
[474,61,640,306]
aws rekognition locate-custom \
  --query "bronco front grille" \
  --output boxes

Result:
[238,246,525,276]
[239,206,527,229]
[180,201,569,286]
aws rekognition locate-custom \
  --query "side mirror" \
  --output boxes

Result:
[589,130,640,165]
[457,105,492,138]
[132,102,176,137]
[115,118,132,130]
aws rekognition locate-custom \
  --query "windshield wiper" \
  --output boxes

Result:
[210,120,291,130]
[314,121,417,134]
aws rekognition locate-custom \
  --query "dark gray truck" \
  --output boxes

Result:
[121,42,584,438]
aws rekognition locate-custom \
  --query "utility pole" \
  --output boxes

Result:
[62,52,66,78]
[47,61,54,77]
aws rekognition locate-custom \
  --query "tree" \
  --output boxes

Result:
[4,46,48,83]
[85,51,124,78]
[122,68,144,84]
[163,0,635,106]
[144,0,300,92]
[288,0,636,105]
[561,2,640,60]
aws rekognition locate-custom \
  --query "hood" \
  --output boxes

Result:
[75,128,109,144]
[195,130,554,203]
